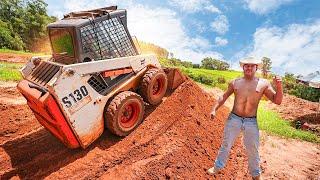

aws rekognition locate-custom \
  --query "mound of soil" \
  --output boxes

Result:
[266,94,320,134]
[0,80,249,179]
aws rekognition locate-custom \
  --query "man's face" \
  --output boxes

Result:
[243,64,257,76]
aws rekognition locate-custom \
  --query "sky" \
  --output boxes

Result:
[45,0,320,76]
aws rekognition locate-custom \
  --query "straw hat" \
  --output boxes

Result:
[239,57,262,69]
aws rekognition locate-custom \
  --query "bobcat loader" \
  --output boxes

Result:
[17,6,185,149]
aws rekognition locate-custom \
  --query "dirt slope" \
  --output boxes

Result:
[267,94,320,135]
[0,80,250,179]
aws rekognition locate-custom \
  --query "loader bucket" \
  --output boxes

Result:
[163,68,186,91]
[17,80,80,148]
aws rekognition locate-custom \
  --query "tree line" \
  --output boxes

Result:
[0,0,56,51]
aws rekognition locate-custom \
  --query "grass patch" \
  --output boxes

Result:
[183,67,242,81]
[0,62,23,81]
[0,48,45,56]
[180,67,243,90]
[258,102,319,143]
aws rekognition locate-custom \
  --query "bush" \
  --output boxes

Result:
[192,64,200,68]
[0,20,24,50]
[181,69,215,86]
[199,74,213,85]
[283,79,320,102]
[217,76,226,84]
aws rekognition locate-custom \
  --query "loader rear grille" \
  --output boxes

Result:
[88,75,108,94]
[28,62,61,86]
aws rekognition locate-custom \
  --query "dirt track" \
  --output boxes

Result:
[0,53,32,63]
[0,80,252,179]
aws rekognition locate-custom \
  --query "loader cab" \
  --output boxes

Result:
[47,6,138,65]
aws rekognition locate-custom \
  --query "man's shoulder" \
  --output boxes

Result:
[232,77,242,83]
[230,78,243,89]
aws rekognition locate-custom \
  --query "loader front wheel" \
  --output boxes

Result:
[140,68,168,105]
[104,91,145,136]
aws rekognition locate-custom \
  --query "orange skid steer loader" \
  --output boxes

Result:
[17,6,185,149]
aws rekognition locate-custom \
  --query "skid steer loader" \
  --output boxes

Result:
[17,6,185,149]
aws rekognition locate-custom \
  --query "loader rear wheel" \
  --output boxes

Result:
[140,68,168,105]
[104,91,145,136]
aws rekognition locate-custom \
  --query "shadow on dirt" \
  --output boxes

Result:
[291,113,320,135]
[0,102,160,179]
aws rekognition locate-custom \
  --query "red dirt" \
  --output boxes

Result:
[266,94,320,134]
[0,53,32,63]
[0,80,251,179]
[0,85,41,144]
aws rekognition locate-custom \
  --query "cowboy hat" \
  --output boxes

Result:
[239,57,262,69]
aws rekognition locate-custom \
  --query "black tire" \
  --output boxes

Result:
[140,68,168,105]
[104,91,145,136]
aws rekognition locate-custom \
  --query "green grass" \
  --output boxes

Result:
[184,67,243,81]
[180,67,243,90]
[0,48,45,56]
[0,62,23,81]
[258,102,320,143]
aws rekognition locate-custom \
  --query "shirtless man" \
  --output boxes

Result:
[207,57,283,179]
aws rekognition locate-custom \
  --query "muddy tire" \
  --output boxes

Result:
[140,68,168,105]
[104,91,145,136]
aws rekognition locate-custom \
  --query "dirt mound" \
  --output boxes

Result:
[267,94,319,121]
[0,80,249,179]
[266,94,320,134]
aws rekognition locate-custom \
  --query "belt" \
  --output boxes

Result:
[231,112,256,119]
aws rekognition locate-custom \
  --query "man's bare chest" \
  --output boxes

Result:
[234,80,266,99]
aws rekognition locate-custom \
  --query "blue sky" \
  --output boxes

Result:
[45,0,320,76]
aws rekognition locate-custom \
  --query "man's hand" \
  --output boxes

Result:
[273,75,282,89]
[210,110,216,119]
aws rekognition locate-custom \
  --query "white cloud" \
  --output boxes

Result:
[243,20,320,75]
[190,21,207,33]
[169,0,221,13]
[127,4,222,63]
[46,0,223,64]
[244,0,294,15]
[211,15,229,35]
[215,37,228,46]
[204,4,221,13]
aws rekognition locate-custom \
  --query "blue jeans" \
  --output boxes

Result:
[214,113,261,177]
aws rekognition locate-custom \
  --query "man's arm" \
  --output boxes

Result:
[210,81,234,118]
[263,76,283,105]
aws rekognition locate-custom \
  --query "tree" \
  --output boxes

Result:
[201,57,214,69]
[192,64,200,68]
[169,52,174,59]
[284,72,295,82]
[201,57,229,70]
[0,0,55,51]
[261,57,272,78]
[181,61,193,68]
[0,20,24,50]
